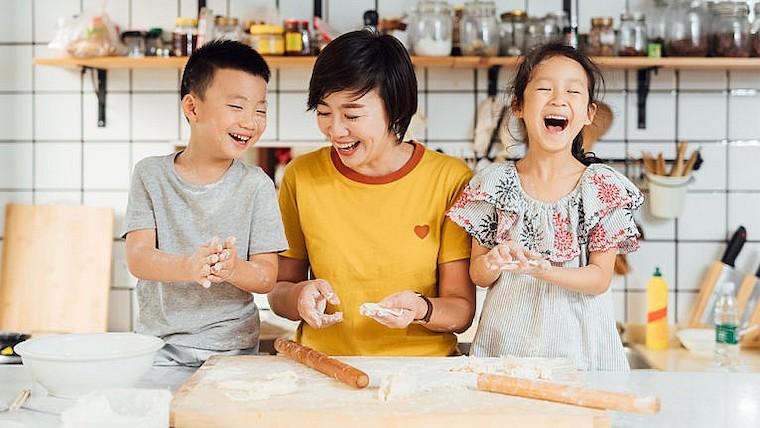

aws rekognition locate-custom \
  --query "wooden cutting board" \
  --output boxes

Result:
[0,204,114,334]
[171,356,610,428]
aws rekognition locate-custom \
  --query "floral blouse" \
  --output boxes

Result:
[447,161,644,370]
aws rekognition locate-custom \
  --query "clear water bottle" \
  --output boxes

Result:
[714,281,740,370]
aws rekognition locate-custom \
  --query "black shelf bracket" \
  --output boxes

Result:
[82,67,108,127]
[636,66,660,130]
[486,65,501,97]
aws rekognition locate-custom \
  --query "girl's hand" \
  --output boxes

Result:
[207,236,238,284]
[187,237,223,288]
[365,291,426,329]
[297,279,343,329]
[485,242,550,276]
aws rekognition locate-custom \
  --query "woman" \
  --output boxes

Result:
[268,30,475,356]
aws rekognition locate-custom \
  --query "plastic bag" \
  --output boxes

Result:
[49,11,125,58]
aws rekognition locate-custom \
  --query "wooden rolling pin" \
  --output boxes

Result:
[477,373,660,415]
[274,338,369,389]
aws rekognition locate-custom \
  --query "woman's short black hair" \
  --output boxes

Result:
[308,30,417,141]
[180,39,271,100]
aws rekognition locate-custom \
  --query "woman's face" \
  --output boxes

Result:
[316,89,397,171]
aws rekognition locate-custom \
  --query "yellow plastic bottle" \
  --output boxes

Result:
[646,267,669,350]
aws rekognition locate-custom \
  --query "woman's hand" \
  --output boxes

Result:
[364,291,427,329]
[297,279,343,329]
[484,241,550,276]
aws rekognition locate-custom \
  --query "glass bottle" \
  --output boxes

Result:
[587,17,616,56]
[410,0,453,56]
[711,1,751,57]
[618,12,647,56]
[460,0,500,56]
[665,0,709,56]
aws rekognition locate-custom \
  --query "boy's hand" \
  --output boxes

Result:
[484,242,550,275]
[297,279,343,329]
[188,237,223,288]
[207,236,238,284]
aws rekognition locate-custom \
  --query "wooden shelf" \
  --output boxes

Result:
[34,55,760,70]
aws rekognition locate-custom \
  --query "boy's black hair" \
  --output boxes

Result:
[307,30,417,142]
[508,42,605,165]
[180,40,271,100]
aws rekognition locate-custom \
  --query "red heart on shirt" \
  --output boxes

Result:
[414,225,429,239]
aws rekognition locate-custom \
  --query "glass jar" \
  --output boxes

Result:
[587,17,616,56]
[249,24,284,55]
[618,12,647,56]
[710,1,750,57]
[751,3,760,57]
[543,11,569,43]
[379,17,409,49]
[410,0,453,56]
[284,19,311,56]
[214,16,241,42]
[500,9,526,56]
[122,31,146,57]
[172,18,198,57]
[460,1,500,56]
[665,0,709,56]
[524,17,545,51]
[145,28,163,56]
[648,0,668,56]
[499,11,513,55]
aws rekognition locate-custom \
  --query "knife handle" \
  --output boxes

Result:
[722,226,747,267]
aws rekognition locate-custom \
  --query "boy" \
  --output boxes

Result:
[124,40,287,366]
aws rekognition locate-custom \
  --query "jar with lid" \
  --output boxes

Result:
[122,31,146,57]
[751,3,760,57]
[543,11,568,44]
[460,1,500,56]
[665,0,709,56]
[284,19,311,55]
[618,12,647,56]
[145,28,164,56]
[710,1,750,57]
[500,9,526,56]
[215,16,241,41]
[524,17,546,52]
[410,1,453,56]
[249,24,284,55]
[648,0,668,56]
[172,18,198,56]
[587,17,615,56]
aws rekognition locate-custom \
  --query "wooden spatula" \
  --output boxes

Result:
[582,102,613,152]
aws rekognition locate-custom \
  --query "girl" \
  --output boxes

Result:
[447,43,643,370]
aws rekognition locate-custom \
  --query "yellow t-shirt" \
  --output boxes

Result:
[278,142,472,356]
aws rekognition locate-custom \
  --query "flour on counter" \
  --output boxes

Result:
[217,371,299,401]
[377,371,419,402]
[449,356,578,382]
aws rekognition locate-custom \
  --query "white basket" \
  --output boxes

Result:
[646,173,694,219]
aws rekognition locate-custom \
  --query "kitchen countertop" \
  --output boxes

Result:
[1,361,759,428]
[632,343,760,372]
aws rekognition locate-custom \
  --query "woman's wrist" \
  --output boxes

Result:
[413,292,433,323]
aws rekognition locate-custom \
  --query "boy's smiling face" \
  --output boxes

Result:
[183,68,268,160]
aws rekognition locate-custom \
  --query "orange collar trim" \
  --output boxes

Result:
[330,141,425,185]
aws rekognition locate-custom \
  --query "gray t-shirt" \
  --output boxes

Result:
[124,152,288,350]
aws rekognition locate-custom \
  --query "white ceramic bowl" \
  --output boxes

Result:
[676,328,715,355]
[14,333,163,398]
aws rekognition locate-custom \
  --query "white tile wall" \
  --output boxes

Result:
[34,142,82,190]
[1,0,759,332]
[677,93,727,141]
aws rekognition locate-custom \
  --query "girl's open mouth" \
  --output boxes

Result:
[543,115,569,134]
